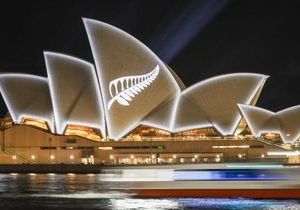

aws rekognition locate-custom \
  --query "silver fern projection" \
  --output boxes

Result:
[107,65,160,110]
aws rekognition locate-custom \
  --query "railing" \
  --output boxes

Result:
[256,137,290,150]
[120,136,259,142]
[2,147,35,164]
[0,126,35,164]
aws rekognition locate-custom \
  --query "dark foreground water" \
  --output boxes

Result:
[0,173,300,210]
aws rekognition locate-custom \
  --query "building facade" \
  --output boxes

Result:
[0,18,299,164]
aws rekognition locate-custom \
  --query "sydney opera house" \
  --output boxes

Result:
[0,18,298,164]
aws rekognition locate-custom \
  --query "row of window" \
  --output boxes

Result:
[40,145,165,150]
[40,146,93,150]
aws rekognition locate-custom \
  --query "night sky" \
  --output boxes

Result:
[0,0,300,117]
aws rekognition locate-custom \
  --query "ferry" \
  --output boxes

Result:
[100,163,300,198]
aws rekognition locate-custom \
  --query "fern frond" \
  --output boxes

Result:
[108,65,160,110]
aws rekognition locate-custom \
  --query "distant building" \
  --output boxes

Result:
[0,19,298,164]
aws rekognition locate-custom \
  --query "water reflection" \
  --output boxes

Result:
[0,173,299,210]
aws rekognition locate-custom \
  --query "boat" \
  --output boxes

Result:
[99,163,300,198]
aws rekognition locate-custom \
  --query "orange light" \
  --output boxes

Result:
[98,147,113,150]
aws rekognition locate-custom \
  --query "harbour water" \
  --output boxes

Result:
[0,173,300,210]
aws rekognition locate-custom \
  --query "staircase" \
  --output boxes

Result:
[256,137,289,151]
[2,148,35,164]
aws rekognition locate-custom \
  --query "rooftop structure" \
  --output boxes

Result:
[0,18,298,152]
[238,104,300,144]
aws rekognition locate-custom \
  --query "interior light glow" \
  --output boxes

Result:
[268,151,300,156]
[212,145,250,149]
[98,146,113,150]
[226,164,283,169]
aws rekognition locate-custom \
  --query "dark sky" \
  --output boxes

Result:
[0,0,300,117]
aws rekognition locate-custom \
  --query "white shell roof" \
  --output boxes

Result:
[144,73,268,135]
[238,104,300,144]
[44,52,106,136]
[83,18,181,140]
[0,74,54,132]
